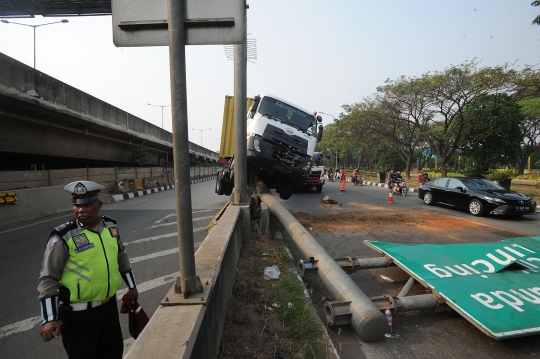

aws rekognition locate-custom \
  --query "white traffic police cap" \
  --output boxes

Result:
[64,181,105,205]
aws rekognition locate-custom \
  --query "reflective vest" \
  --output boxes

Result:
[58,222,121,303]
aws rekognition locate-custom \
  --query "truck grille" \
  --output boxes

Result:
[262,125,308,167]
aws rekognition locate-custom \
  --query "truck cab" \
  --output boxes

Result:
[216,94,323,200]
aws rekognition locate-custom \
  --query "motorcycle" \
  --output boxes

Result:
[392,179,407,196]
[352,175,363,186]
[328,172,334,182]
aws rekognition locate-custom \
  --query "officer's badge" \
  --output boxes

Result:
[73,233,94,253]
[74,182,87,196]
[109,227,118,238]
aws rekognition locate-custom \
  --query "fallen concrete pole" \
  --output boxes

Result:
[256,181,387,342]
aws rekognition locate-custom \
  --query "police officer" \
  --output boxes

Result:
[38,180,138,358]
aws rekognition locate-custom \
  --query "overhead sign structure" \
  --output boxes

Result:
[111,0,245,46]
[364,236,540,339]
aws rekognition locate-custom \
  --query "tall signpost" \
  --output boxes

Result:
[233,11,247,205]
[112,0,246,298]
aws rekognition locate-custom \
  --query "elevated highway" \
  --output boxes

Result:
[0,52,218,167]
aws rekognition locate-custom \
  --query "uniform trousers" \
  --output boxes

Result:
[61,297,123,359]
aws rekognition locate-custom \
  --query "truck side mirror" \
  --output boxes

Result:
[317,115,323,122]
[248,95,260,118]
[317,125,324,142]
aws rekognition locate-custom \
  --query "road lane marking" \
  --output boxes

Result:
[0,271,181,340]
[150,216,214,228]
[0,214,72,234]
[128,242,201,263]
[0,316,41,339]
[123,226,207,246]
[154,210,213,224]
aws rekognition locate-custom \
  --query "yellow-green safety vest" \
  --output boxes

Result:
[60,227,121,303]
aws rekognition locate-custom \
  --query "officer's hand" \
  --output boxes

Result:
[129,287,139,304]
[39,321,61,342]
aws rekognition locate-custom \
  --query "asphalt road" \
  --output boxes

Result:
[2,178,538,359]
[280,179,540,359]
[0,180,228,359]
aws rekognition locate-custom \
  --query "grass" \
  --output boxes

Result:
[219,224,326,359]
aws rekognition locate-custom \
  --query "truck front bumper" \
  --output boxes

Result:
[246,136,311,183]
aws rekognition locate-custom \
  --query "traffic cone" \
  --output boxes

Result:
[387,190,394,204]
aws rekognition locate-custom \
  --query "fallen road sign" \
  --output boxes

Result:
[364,236,540,339]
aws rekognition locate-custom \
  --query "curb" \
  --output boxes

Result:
[110,176,216,202]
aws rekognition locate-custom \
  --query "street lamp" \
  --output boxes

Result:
[147,103,171,129]
[192,128,211,147]
[1,19,69,69]
[318,111,336,120]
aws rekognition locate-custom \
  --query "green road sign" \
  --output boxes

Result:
[364,236,540,339]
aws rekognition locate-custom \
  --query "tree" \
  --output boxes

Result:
[128,141,151,167]
[317,123,346,169]
[375,60,540,176]
[517,97,540,173]
[339,103,379,170]
[532,1,540,25]
[461,94,523,177]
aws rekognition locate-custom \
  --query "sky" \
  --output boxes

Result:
[0,0,539,152]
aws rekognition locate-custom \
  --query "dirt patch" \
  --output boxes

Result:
[292,209,527,246]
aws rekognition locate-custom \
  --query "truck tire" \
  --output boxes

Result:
[316,185,323,192]
[216,172,227,195]
[224,182,233,196]
[279,183,295,200]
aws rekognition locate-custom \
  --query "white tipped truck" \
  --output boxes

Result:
[216,94,323,200]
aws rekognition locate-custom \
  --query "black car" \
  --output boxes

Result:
[418,177,537,216]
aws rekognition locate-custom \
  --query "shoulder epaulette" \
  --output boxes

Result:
[101,215,117,225]
[50,220,78,239]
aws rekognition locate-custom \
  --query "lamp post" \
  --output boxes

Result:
[1,19,69,69]
[192,128,211,147]
[147,103,171,129]
[318,111,336,120]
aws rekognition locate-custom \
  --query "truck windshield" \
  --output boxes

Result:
[312,153,323,166]
[258,96,316,134]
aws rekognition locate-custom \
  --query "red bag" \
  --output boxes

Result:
[120,291,149,339]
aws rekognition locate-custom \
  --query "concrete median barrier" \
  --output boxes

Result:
[124,204,247,359]
[134,178,144,190]
[143,177,158,189]
[0,186,71,226]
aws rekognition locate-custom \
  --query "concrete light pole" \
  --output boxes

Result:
[147,103,171,129]
[1,19,69,69]
[192,128,211,147]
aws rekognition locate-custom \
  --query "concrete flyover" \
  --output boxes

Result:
[0,52,218,166]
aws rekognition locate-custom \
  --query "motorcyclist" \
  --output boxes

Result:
[422,172,431,184]
[387,170,395,189]
[352,169,360,184]
[393,171,404,191]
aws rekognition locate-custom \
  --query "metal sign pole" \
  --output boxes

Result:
[233,3,247,204]
[167,0,201,297]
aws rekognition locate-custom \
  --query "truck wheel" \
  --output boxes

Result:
[279,183,295,200]
[215,174,225,195]
[316,185,323,192]
[224,182,233,196]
